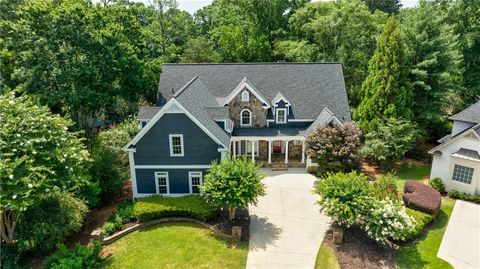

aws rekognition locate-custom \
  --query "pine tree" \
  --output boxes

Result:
[354,16,412,132]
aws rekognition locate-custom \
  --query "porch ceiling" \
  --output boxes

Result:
[232,127,307,137]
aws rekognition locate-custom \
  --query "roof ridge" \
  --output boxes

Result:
[172,76,198,98]
[163,62,342,66]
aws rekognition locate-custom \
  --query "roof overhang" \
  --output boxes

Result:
[428,125,480,154]
[222,77,270,108]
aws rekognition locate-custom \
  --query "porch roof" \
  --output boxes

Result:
[232,127,307,137]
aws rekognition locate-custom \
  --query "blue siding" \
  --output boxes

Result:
[135,168,208,194]
[134,113,221,165]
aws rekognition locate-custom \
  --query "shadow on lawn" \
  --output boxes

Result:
[248,215,282,250]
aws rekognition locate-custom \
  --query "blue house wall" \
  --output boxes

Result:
[135,168,208,194]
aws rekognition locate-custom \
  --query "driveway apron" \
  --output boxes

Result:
[246,168,330,269]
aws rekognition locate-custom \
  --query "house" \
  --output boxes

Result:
[124,63,351,198]
[429,100,480,194]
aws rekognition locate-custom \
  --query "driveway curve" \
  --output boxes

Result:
[246,168,330,269]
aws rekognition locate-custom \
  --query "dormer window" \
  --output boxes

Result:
[241,109,252,126]
[241,90,249,102]
[276,108,287,124]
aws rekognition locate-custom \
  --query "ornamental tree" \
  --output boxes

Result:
[201,158,265,220]
[305,121,362,175]
[0,92,90,244]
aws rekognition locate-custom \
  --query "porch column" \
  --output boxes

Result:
[301,140,305,163]
[268,140,272,164]
[285,140,289,164]
[233,141,236,158]
[251,140,255,162]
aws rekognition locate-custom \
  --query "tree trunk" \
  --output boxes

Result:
[0,209,20,245]
[228,206,237,221]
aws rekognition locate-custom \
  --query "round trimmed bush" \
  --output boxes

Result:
[429,177,446,193]
[403,180,441,215]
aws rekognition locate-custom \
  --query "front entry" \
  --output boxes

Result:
[272,141,284,154]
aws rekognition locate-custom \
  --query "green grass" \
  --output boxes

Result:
[395,197,456,269]
[396,162,431,189]
[105,222,248,269]
[314,244,340,269]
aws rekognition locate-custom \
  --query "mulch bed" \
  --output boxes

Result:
[209,206,250,241]
[323,225,396,269]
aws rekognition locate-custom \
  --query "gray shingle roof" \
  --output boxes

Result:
[174,77,231,148]
[137,106,162,120]
[449,100,480,123]
[451,148,480,161]
[157,63,351,121]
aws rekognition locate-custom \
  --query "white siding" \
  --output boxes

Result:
[430,136,480,194]
[451,121,475,136]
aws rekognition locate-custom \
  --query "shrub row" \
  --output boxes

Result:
[448,190,480,204]
[133,195,219,223]
[102,200,135,236]
[403,208,435,241]
[44,242,103,269]
[403,180,441,215]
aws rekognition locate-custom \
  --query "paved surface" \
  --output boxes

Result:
[246,168,330,269]
[438,200,480,269]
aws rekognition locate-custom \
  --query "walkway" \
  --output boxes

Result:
[437,200,480,269]
[246,168,330,269]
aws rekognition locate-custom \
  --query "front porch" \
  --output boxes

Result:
[230,137,306,167]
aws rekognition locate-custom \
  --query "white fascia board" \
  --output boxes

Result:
[428,128,480,154]
[223,78,270,108]
[123,98,228,151]
[230,136,305,141]
[134,165,211,169]
[289,119,315,122]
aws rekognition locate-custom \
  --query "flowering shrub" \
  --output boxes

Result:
[370,173,399,200]
[364,197,416,243]
[403,180,441,214]
[316,172,371,226]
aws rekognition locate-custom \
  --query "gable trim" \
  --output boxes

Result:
[222,77,270,108]
[123,98,228,151]
[428,126,480,154]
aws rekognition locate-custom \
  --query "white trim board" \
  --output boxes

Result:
[134,165,211,169]
[123,98,228,151]
[222,77,270,107]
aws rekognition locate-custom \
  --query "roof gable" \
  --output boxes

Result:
[222,77,270,107]
[449,100,480,124]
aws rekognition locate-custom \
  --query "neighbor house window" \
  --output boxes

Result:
[452,164,474,184]
[241,109,252,126]
[169,134,184,156]
[189,172,203,194]
[276,108,287,124]
[155,172,169,194]
[241,90,249,102]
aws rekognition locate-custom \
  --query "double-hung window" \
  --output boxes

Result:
[189,172,203,194]
[155,172,169,194]
[240,109,252,127]
[276,108,287,124]
[169,134,184,157]
[452,164,474,184]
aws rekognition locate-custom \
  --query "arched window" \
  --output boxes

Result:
[240,109,251,126]
[241,90,249,102]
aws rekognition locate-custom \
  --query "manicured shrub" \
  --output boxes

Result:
[134,195,219,223]
[43,242,103,269]
[403,180,441,215]
[102,200,135,236]
[403,208,435,241]
[429,177,446,193]
[364,197,415,243]
[15,192,88,254]
[370,173,399,200]
[316,172,371,226]
[448,190,480,204]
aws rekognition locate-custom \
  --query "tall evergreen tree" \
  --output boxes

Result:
[364,0,402,14]
[354,16,412,132]
[400,1,463,140]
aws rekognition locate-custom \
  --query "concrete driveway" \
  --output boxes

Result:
[438,200,480,269]
[246,168,330,269]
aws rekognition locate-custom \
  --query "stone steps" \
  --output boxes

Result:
[270,164,288,171]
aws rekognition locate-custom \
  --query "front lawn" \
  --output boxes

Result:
[105,222,248,269]
[396,162,431,189]
[395,197,455,269]
[314,244,340,269]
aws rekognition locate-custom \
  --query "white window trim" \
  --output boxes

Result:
[188,171,203,194]
[241,90,249,102]
[240,109,252,127]
[276,108,287,124]
[154,172,170,194]
[451,164,474,185]
[169,134,184,157]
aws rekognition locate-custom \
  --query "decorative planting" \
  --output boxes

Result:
[403,180,441,215]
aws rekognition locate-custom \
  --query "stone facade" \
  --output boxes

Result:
[228,89,267,128]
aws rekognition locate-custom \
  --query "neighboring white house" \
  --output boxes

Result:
[429,101,480,194]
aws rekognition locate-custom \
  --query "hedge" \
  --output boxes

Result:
[403,208,435,241]
[448,190,480,204]
[403,180,441,215]
[133,195,219,223]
